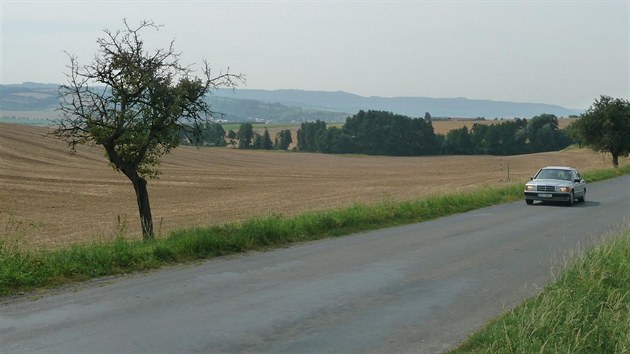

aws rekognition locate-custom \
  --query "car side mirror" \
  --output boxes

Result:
[530,177,533,181]
[574,178,581,183]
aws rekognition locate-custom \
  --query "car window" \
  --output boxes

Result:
[558,170,571,180]
[537,169,554,179]
[537,169,572,180]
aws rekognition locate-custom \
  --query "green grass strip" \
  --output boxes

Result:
[450,228,630,353]
[1,164,629,297]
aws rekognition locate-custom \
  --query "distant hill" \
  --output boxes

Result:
[0,82,59,111]
[214,88,582,119]
[1,83,581,125]
[203,95,348,123]
[0,83,347,124]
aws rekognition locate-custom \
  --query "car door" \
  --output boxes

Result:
[573,170,585,197]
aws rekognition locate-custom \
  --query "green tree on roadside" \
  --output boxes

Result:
[569,96,630,167]
[53,20,243,240]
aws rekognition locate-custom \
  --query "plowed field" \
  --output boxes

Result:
[0,122,617,250]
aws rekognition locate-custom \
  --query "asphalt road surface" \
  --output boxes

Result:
[2,175,629,353]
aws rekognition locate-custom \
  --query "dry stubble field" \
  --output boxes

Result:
[0,121,617,250]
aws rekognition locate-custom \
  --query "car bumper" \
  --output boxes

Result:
[524,191,571,202]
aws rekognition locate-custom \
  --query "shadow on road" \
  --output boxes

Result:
[529,200,601,208]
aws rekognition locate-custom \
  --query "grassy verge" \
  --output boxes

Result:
[1,164,629,297]
[450,227,630,353]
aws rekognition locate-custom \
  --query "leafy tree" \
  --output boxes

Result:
[465,117,571,156]
[315,126,355,153]
[570,96,630,167]
[226,129,237,147]
[274,129,292,150]
[54,20,243,240]
[445,126,473,154]
[297,120,327,152]
[180,122,226,146]
[237,123,254,149]
[482,123,502,155]
[470,123,489,154]
[471,118,527,155]
[342,110,437,156]
[435,133,447,154]
[203,122,227,147]
[523,114,571,153]
[498,118,527,155]
[252,132,263,149]
[261,128,273,150]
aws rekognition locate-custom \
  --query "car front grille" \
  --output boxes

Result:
[536,185,555,192]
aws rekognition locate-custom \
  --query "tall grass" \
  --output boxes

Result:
[582,163,630,182]
[1,164,628,297]
[451,227,630,353]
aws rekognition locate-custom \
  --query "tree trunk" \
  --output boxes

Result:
[131,175,154,241]
[612,154,619,168]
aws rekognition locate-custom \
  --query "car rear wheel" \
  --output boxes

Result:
[578,190,586,203]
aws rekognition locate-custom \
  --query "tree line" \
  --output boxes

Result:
[292,110,572,156]
[179,122,293,150]
[182,100,629,168]
[193,108,616,159]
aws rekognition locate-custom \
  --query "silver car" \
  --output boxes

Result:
[524,166,586,206]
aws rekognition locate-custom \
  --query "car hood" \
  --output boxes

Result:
[527,179,572,186]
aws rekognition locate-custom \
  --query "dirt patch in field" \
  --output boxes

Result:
[430,118,575,135]
[0,122,617,250]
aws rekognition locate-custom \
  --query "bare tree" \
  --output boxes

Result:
[54,20,244,240]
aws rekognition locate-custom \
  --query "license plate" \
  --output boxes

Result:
[538,193,552,198]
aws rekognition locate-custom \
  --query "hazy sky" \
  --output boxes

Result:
[1,0,628,109]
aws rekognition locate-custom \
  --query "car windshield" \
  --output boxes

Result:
[536,169,572,181]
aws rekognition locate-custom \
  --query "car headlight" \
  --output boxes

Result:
[558,186,571,193]
[525,185,535,191]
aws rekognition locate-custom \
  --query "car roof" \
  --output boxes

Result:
[541,166,574,170]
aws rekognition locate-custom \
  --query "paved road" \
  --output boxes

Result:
[2,175,629,353]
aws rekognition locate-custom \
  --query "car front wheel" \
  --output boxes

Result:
[567,191,574,206]
[526,199,533,205]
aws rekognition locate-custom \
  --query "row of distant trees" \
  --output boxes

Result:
[180,122,292,150]
[293,111,572,156]
[233,123,292,150]
[181,103,629,166]
[180,111,575,157]
[440,113,572,155]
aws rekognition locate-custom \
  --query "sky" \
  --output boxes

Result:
[1,0,628,109]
